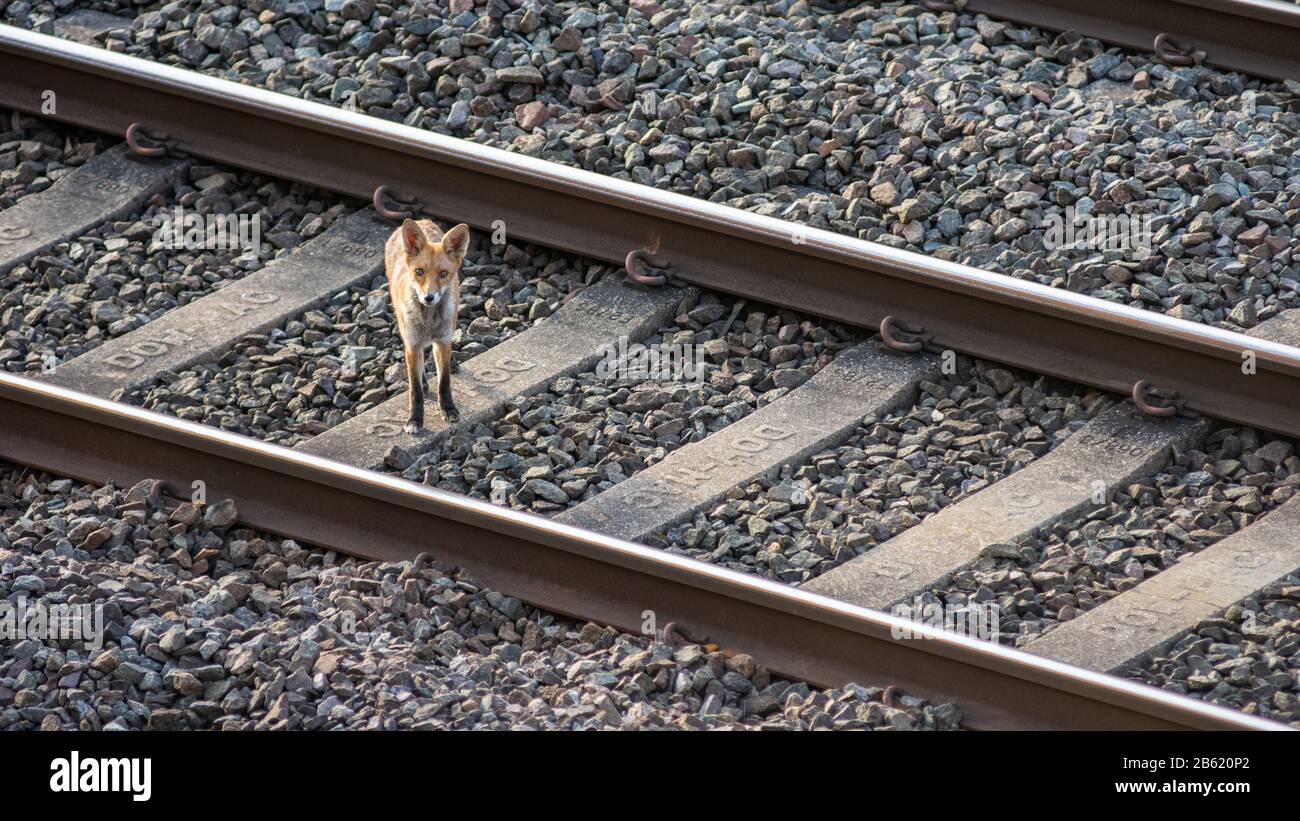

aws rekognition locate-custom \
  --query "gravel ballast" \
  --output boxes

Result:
[121,232,597,446]
[1123,572,1300,727]
[382,293,856,515]
[1,108,110,208]
[0,160,342,374]
[12,1,1300,330]
[920,427,1299,648]
[0,461,964,730]
[657,357,1103,583]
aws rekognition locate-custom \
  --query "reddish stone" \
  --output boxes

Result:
[568,85,590,107]
[1238,223,1269,246]
[552,26,581,52]
[516,101,550,130]
[816,138,841,157]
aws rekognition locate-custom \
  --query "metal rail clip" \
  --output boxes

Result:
[879,315,937,355]
[125,123,177,158]
[1154,33,1196,67]
[624,248,677,288]
[1131,379,1180,418]
[880,684,902,709]
[372,185,427,221]
[662,621,711,648]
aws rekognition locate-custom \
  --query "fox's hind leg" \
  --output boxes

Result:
[433,339,458,422]
[403,341,426,433]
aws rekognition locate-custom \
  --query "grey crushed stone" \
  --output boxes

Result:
[657,357,1105,583]
[0,108,110,207]
[0,461,963,730]
[14,1,1300,330]
[1122,573,1300,728]
[0,160,342,373]
[921,427,1299,648]
[383,293,855,514]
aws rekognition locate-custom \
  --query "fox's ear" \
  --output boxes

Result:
[400,219,424,255]
[442,223,470,265]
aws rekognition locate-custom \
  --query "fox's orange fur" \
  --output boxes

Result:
[384,218,469,432]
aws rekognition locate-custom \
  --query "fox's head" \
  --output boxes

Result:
[399,219,469,308]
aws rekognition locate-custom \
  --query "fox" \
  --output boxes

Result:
[384,217,470,433]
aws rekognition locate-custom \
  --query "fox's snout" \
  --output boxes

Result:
[412,275,453,309]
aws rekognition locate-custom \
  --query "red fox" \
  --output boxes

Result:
[384,218,469,432]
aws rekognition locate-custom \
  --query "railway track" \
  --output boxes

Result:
[931,0,1300,80]
[0,16,1298,730]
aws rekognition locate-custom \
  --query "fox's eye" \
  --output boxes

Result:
[438,270,449,280]
[414,268,425,277]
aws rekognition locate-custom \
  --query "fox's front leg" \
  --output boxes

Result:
[433,339,458,422]
[421,343,431,395]
[403,340,426,433]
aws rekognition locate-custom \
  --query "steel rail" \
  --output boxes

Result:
[1,26,1298,437]
[0,372,1283,730]
[958,0,1300,82]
